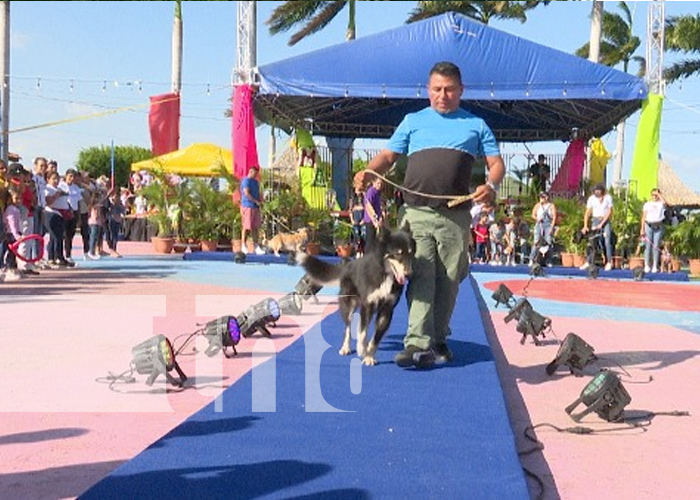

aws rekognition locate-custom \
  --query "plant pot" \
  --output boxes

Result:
[151,236,174,254]
[188,242,201,253]
[612,256,623,270]
[201,239,218,252]
[628,256,644,270]
[173,242,188,254]
[231,239,243,253]
[689,258,700,277]
[560,252,575,267]
[306,242,321,256]
[573,254,586,268]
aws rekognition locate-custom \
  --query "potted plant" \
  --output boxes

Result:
[552,197,585,267]
[665,214,700,275]
[333,221,355,259]
[138,169,185,254]
[303,207,333,255]
[611,188,643,268]
[188,178,238,252]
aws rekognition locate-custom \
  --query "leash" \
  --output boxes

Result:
[360,169,476,208]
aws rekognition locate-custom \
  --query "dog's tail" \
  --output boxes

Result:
[296,253,342,285]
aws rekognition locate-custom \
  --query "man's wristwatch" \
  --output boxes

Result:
[486,180,500,192]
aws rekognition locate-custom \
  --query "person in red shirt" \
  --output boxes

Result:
[473,212,490,264]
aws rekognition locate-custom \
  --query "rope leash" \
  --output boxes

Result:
[360,169,476,208]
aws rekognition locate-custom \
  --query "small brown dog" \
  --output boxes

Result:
[266,227,310,256]
[660,244,674,273]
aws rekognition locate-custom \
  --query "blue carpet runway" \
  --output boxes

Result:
[80,274,529,499]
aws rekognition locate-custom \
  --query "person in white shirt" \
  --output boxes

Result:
[43,171,73,267]
[581,183,614,271]
[640,188,667,273]
[59,169,82,262]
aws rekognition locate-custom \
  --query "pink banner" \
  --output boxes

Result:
[550,138,586,195]
[232,85,260,180]
[148,92,180,156]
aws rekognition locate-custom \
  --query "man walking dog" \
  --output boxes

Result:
[355,61,505,368]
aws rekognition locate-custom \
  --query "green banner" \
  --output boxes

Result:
[630,93,663,199]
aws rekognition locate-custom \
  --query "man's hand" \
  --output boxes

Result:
[353,170,378,191]
[472,183,496,204]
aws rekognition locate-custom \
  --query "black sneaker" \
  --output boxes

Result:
[394,346,435,369]
[56,259,75,268]
[433,343,454,365]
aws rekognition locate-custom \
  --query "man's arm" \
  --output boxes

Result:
[243,187,260,206]
[472,154,506,204]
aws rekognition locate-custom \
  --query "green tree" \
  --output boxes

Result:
[266,0,360,46]
[406,1,552,25]
[575,1,643,75]
[664,14,700,83]
[75,145,152,189]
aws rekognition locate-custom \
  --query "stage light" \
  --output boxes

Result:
[131,335,187,387]
[278,292,303,315]
[530,263,546,277]
[546,333,597,375]
[504,298,532,324]
[234,251,247,264]
[515,308,552,345]
[295,273,322,304]
[587,264,599,279]
[492,283,516,309]
[238,298,281,338]
[565,370,631,422]
[203,315,241,358]
[632,265,645,281]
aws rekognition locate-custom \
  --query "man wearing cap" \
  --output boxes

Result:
[581,183,614,271]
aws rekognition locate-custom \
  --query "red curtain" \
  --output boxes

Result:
[148,92,180,156]
[232,84,260,179]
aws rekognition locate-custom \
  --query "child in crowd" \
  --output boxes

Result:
[473,212,490,264]
[87,191,105,260]
[2,187,24,281]
[106,191,126,257]
[489,218,506,265]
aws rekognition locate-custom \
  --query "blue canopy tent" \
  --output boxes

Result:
[254,12,647,143]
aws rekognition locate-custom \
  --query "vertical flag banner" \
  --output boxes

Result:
[148,92,180,156]
[232,84,259,180]
[630,93,663,199]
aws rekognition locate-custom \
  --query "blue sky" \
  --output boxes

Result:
[7,1,700,192]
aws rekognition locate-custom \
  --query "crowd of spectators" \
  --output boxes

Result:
[0,157,130,282]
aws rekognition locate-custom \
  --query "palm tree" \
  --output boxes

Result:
[266,0,359,46]
[575,1,644,186]
[406,1,552,25]
[172,0,182,93]
[664,14,700,83]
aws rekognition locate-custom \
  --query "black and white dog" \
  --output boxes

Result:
[298,225,414,366]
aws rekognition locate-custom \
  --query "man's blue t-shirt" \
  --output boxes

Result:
[386,107,500,208]
[240,177,260,209]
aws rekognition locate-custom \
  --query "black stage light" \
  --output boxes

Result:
[504,298,532,324]
[587,264,599,279]
[565,370,631,422]
[238,298,281,338]
[287,253,297,266]
[278,292,303,315]
[131,335,187,387]
[295,273,322,304]
[492,283,516,309]
[515,308,552,345]
[632,265,645,281]
[203,315,241,358]
[234,251,247,264]
[546,332,597,375]
[530,263,546,277]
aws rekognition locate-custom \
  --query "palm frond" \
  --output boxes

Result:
[266,1,330,35]
[289,1,346,46]
[664,59,700,83]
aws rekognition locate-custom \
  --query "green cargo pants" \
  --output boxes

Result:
[401,205,472,350]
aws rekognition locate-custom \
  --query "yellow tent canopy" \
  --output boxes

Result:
[131,143,233,177]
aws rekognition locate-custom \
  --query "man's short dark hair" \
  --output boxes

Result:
[429,61,462,84]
